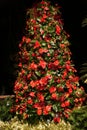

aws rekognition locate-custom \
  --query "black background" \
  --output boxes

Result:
[0,0,87,94]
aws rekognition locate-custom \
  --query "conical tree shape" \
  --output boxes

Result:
[13,0,85,122]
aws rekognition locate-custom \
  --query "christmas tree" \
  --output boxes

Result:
[13,0,85,123]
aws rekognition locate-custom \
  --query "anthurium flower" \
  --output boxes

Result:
[65,64,71,71]
[23,85,28,90]
[49,86,57,93]
[18,62,22,67]
[43,14,47,19]
[34,40,41,49]
[57,86,64,92]
[59,43,65,48]
[51,93,58,100]
[39,48,48,54]
[22,36,26,42]
[37,93,44,102]
[39,76,48,85]
[39,60,47,69]
[26,38,31,44]
[37,108,42,115]
[64,101,70,107]
[46,105,52,112]
[27,98,33,105]
[30,80,36,88]
[44,7,49,10]
[55,25,61,35]
[53,117,61,123]
[29,62,37,70]
[29,92,35,97]
[53,60,60,66]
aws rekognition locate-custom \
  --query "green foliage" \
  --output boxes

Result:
[0,117,72,130]
[68,104,87,130]
[0,97,15,121]
[81,16,87,27]
[80,62,87,84]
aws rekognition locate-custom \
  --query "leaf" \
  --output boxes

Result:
[80,67,87,73]
[41,42,47,46]
[49,49,54,55]
[52,105,58,112]
[37,18,41,22]
[81,17,87,27]
[80,74,87,80]
[35,71,41,77]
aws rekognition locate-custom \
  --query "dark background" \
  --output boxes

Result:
[0,0,87,94]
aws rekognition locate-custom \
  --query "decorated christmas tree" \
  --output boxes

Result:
[12,0,85,123]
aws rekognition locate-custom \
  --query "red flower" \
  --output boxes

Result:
[44,7,49,10]
[73,86,77,90]
[27,99,33,105]
[26,38,31,44]
[23,113,29,119]
[39,60,47,69]
[65,92,70,98]
[48,62,54,69]
[74,98,79,103]
[58,87,64,92]
[36,85,45,91]
[40,29,44,34]
[33,103,40,109]
[34,41,41,49]
[68,88,72,94]
[30,80,36,88]
[45,105,52,112]
[39,77,48,85]
[49,86,57,93]
[22,36,26,42]
[41,1,46,4]
[59,96,65,102]
[21,69,25,74]
[63,70,67,78]
[39,48,48,54]
[44,36,51,42]
[40,14,48,22]
[37,108,42,115]
[23,85,28,90]
[18,62,22,67]
[61,101,70,107]
[14,83,22,91]
[53,60,60,66]
[61,103,65,108]
[72,76,79,82]
[27,74,31,79]
[40,17,46,22]
[46,74,52,80]
[43,14,47,19]
[29,62,37,70]
[29,92,35,97]
[66,64,71,71]
[51,93,58,100]
[64,113,69,118]
[43,108,49,115]
[64,101,70,107]
[66,81,71,88]
[56,25,61,35]
[31,19,36,24]
[37,93,44,102]
[53,117,60,123]
[32,53,36,57]
[59,43,65,48]
[57,78,60,83]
